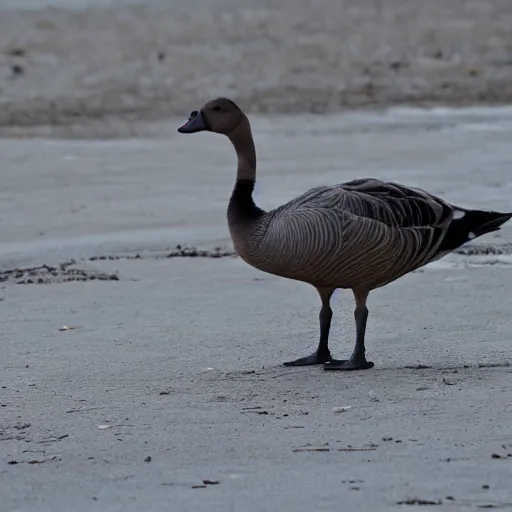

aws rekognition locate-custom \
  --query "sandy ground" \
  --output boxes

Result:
[1,0,512,134]
[2,260,512,512]
[1,108,512,510]
[2,1,512,509]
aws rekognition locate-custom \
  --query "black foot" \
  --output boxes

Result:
[283,351,332,367]
[324,357,374,371]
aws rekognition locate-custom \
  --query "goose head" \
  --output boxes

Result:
[177,98,246,136]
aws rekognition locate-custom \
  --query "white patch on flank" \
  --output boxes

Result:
[468,232,476,239]
[453,210,465,219]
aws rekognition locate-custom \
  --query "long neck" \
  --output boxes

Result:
[227,119,264,220]
[229,119,256,182]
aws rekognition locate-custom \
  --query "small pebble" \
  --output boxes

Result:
[202,479,220,485]
[333,406,352,414]
[11,64,24,76]
[368,390,379,401]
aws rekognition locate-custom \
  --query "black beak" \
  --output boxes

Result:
[177,110,207,134]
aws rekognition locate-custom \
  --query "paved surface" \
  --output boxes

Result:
[1,108,512,511]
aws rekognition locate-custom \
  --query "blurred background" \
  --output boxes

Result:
[1,0,512,137]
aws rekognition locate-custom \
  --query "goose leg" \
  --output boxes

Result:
[324,290,374,371]
[283,287,335,366]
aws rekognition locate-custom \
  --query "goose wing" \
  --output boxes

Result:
[285,178,455,229]
[263,178,458,288]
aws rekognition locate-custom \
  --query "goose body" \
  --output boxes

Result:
[229,178,461,290]
[179,98,512,371]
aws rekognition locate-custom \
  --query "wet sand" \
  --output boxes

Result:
[1,107,512,510]
[1,0,512,134]
[2,107,512,267]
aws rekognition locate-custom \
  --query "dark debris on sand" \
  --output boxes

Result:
[88,245,236,262]
[0,260,119,285]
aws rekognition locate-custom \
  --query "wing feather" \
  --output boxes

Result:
[260,178,460,288]
[283,178,455,228]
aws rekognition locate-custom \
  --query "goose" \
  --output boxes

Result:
[178,98,512,371]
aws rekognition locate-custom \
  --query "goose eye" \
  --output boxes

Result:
[212,106,222,112]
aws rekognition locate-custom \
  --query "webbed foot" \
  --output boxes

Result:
[284,350,332,367]
[324,357,374,371]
